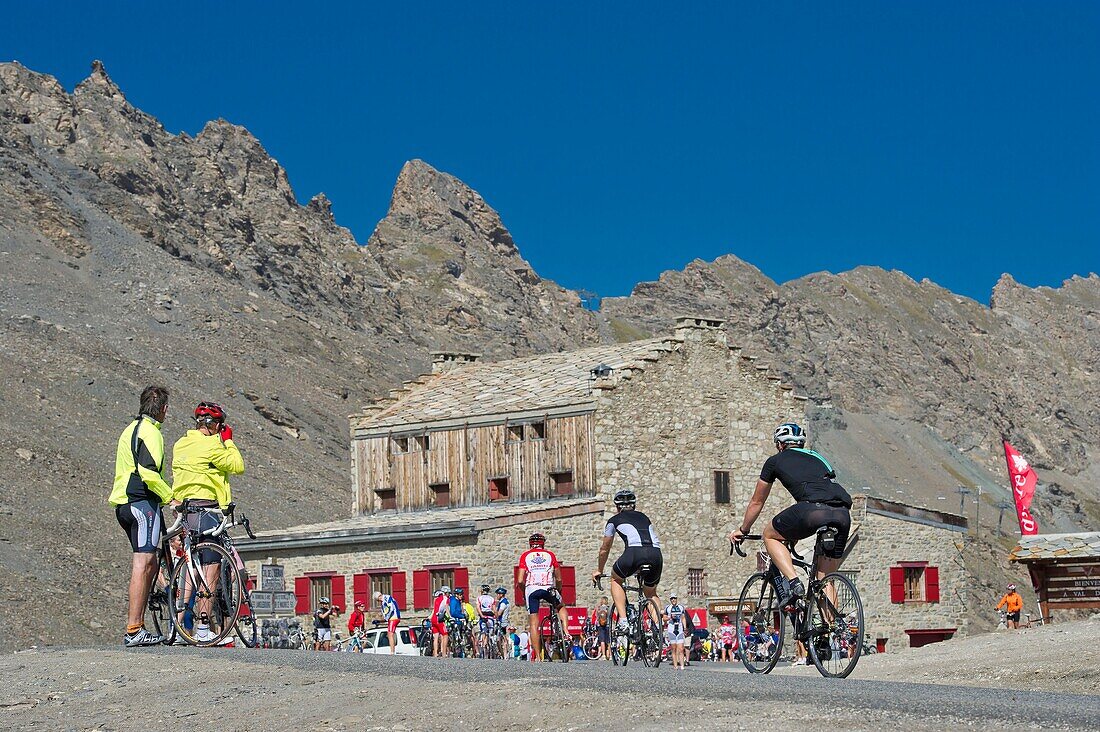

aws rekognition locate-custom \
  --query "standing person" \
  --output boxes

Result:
[431,586,451,658]
[110,385,173,647]
[313,597,334,650]
[474,584,496,656]
[717,616,736,662]
[996,584,1024,629]
[592,597,611,660]
[375,590,402,654]
[347,600,366,652]
[508,626,521,658]
[171,401,245,643]
[729,423,852,608]
[518,628,531,661]
[592,490,664,636]
[664,592,687,670]
[518,532,569,662]
[494,587,512,630]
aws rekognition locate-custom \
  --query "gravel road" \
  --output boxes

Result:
[2,645,1098,731]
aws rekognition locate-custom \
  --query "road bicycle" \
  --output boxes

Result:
[541,604,571,662]
[732,526,864,678]
[594,574,664,668]
[447,619,472,658]
[476,618,506,659]
[166,501,255,647]
[580,615,604,660]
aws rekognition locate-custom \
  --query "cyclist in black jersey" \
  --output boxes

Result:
[729,423,852,607]
[593,490,664,633]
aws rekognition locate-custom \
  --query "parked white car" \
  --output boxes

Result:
[360,625,422,655]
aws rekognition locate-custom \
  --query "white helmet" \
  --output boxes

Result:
[774,423,807,445]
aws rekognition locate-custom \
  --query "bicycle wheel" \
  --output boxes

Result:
[235,606,259,648]
[611,609,630,667]
[640,599,664,667]
[583,632,601,660]
[735,572,784,674]
[147,551,176,644]
[169,541,243,647]
[806,572,864,678]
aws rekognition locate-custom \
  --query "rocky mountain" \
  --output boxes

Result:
[1,59,1095,649]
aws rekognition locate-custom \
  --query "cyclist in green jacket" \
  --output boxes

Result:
[109,385,172,647]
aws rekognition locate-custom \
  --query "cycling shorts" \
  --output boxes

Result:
[1007,611,1021,622]
[526,588,562,614]
[184,509,222,565]
[612,546,663,587]
[666,625,685,644]
[431,619,448,636]
[771,501,851,559]
[388,617,399,635]
[478,617,496,634]
[115,499,163,553]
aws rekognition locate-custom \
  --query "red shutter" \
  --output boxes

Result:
[925,566,940,603]
[353,573,369,608]
[889,566,905,604]
[240,576,255,617]
[514,564,524,604]
[294,576,311,614]
[331,574,347,612]
[454,567,469,598]
[391,571,407,610]
[560,565,576,605]
[413,570,430,610]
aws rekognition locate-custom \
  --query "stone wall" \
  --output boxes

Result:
[592,324,805,607]
[843,498,970,649]
[244,509,604,630]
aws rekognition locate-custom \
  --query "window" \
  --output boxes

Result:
[489,477,509,501]
[551,471,574,496]
[430,482,451,508]
[506,424,524,442]
[714,471,731,504]
[903,567,924,601]
[370,573,393,609]
[309,576,332,609]
[430,569,454,595]
[374,488,396,511]
[688,568,706,597]
[890,564,940,603]
[415,434,430,452]
[391,436,409,454]
[529,421,546,440]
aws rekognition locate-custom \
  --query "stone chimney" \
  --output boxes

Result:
[430,351,481,374]
[674,315,727,344]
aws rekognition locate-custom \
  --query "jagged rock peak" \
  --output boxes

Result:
[308,192,334,219]
[76,59,124,97]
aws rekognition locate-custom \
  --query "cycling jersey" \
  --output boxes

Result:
[604,509,661,548]
[171,429,244,508]
[496,596,511,624]
[476,594,495,617]
[462,602,477,623]
[378,594,401,621]
[718,623,735,645]
[759,448,852,507]
[519,548,560,595]
[110,416,172,506]
[997,592,1023,613]
[665,603,686,643]
[448,596,465,620]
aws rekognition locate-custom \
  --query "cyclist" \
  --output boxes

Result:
[313,597,334,650]
[171,401,244,644]
[996,584,1024,629]
[664,592,687,670]
[375,590,402,654]
[717,615,736,662]
[592,596,611,660]
[494,586,511,628]
[431,586,451,658]
[592,489,664,637]
[518,532,569,662]
[475,584,496,655]
[729,423,852,609]
[110,385,173,647]
[348,600,366,651]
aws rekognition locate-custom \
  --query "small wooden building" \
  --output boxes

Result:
[1010,532,1100,621]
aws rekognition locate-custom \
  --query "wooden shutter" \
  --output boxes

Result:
[353,573,369,608]
[331,574,347,612]
[413,570,430,610]
[294,576,311,614]
[391,571,408,610]
[889,566,905,604]
[925,566,940,603]
[560,565,576,605]
[454,567,469,598]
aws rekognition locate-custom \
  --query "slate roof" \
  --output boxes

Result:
[1009,532,1100,563]
[354,337,679,430]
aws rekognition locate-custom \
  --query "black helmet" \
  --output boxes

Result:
[495,587,507,595]
[613,490,636,508]
[773,422,807,446]
[529,532,546,548]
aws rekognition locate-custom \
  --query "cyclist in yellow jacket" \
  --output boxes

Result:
[171,401,244,643]
[110,385,172,647]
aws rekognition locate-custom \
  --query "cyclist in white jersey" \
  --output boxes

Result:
[518,532,569,661]
[475,584,497,655]
[664,592,687,670]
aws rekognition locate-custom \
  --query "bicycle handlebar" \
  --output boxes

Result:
[592,574,607,590]
[730,535,763,557]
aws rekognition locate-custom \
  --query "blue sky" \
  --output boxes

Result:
[4,2,1098,301]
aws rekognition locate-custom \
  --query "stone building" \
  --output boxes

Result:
[239,318,969,649]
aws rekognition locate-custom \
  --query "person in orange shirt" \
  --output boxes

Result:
[996,584,1024,629]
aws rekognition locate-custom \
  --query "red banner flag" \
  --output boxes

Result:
[1003,441,1039,535]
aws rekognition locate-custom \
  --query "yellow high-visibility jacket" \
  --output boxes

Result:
[110,416,172,506]
[171,429,244,509]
